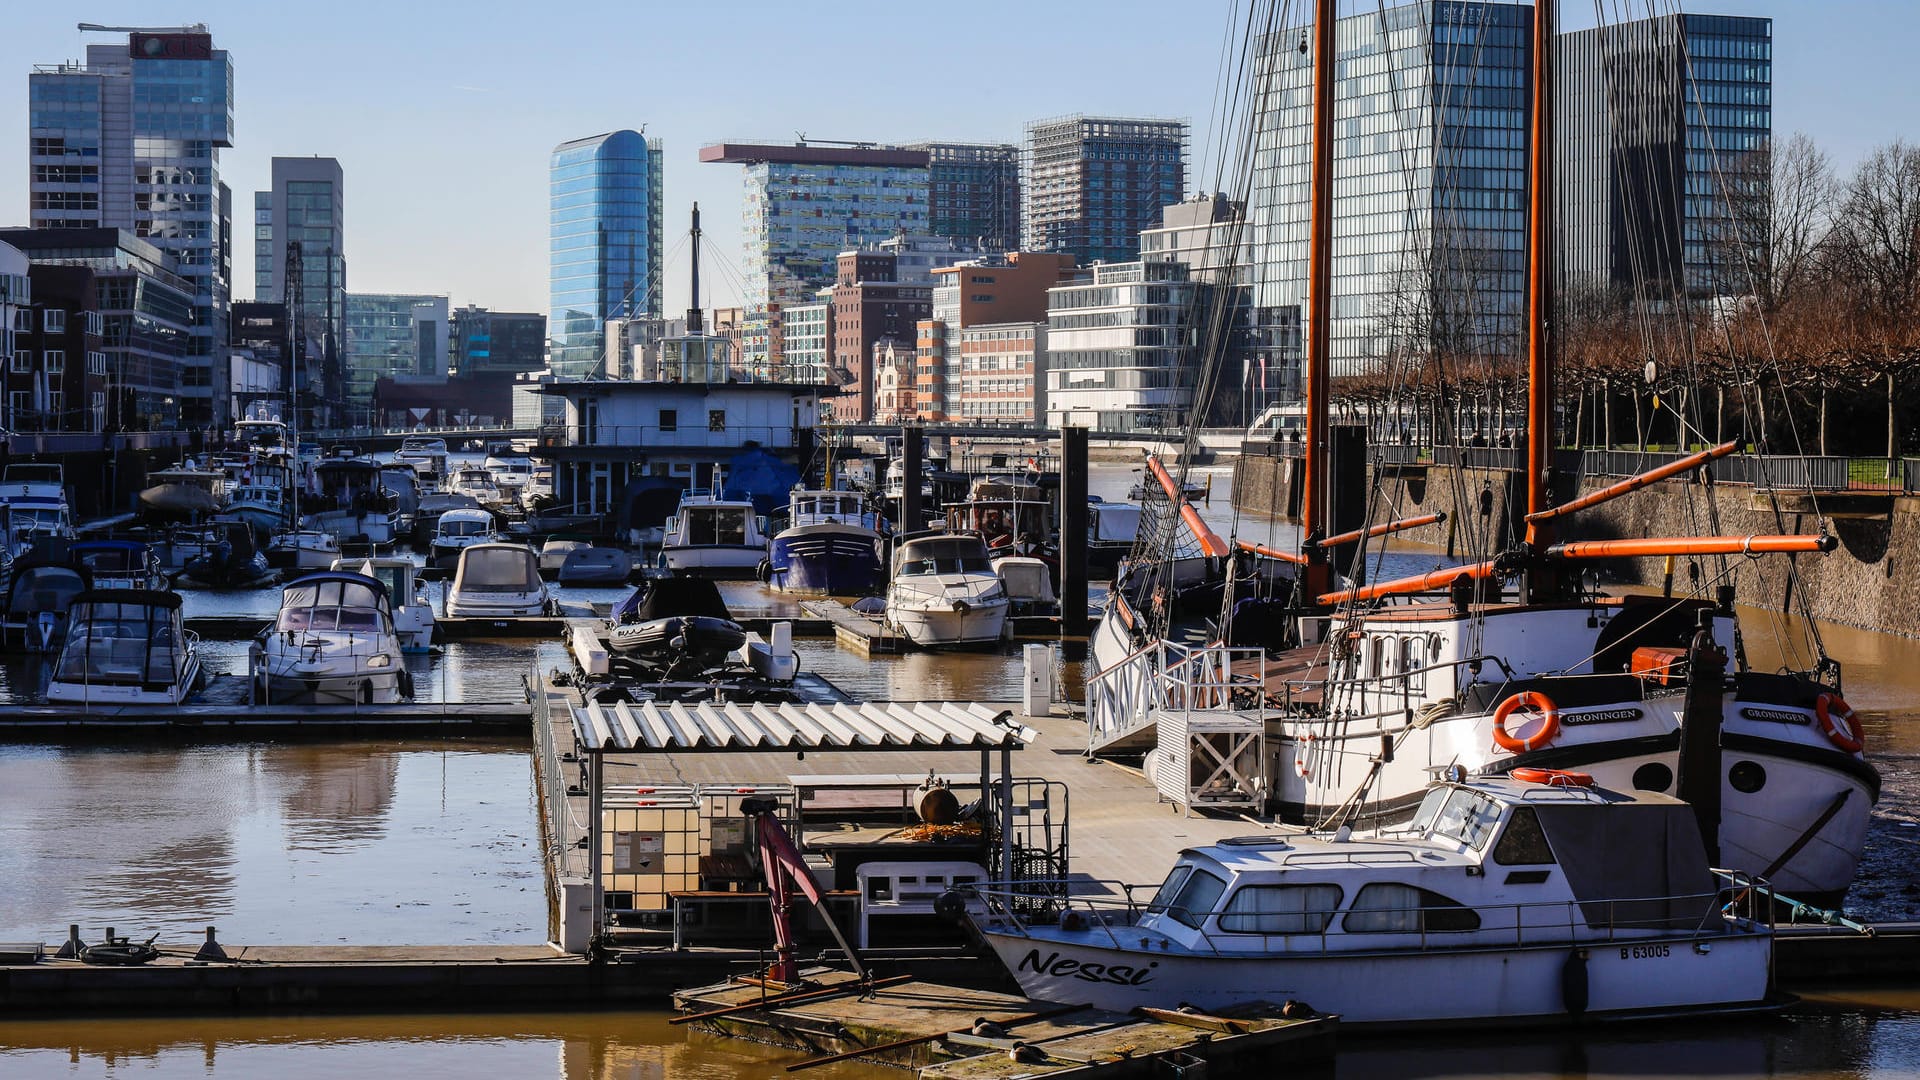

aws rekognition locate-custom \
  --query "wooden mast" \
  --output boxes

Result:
[1521,0,1557,602]
[1302,0,1337,599]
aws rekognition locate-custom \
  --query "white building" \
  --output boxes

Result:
[1043,260,1200,432]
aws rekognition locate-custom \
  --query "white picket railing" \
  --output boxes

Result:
[1087,640,1266,754]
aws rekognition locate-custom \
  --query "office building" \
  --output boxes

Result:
[253,157,344,331]
[1025,115,1187,264]
[229,300,288,415]
[1251,1,1532,376]
[954,322,1046,423]
[913,251,1077,419]
[1044,259,1203,432]
[28,27,235,426]
[451,306,546,376]
[909,141,1022,251]
[1558,12,1772,296]
[699,142,930,315]
[0,245,108,435]
[550,130,664,379]
[780,300,830,387]
[827,250,932,422]
[343,292,449,414]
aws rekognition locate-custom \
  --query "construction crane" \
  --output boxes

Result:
[793,132,878,150]
[78,22,210,33]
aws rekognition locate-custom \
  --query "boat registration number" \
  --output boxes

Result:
[1620,944,1671,960]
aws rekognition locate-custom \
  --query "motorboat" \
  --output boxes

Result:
[303,459,395,546]
[138,466,227,517]
[538,538,591,579]
[430,508,499,569]
[263,529,342,573]
[394,437,449,489]
[883,532,1009,649]
[604,577,749,680]
[882,456,936,528]
[71,539,166,590]
[522,462,555,510]
[765,489,885,596]
[660,493,768,579]
[45,589,201,706]
[445,543,550,619]
[555,546,633,588]
[483,452,535,504]
[944,477,1056,559]
[2,558,92,652]
[1128,470,1210,503]
[0,464,76,558]
[995,556,1058,617]
[253,570,410,704]
[1086,498,1142,580]
[449,466,505,509]
[334,557,434,653]
[380,462,422,526]
[222,481,293,536]
[969,774,1778,1026]
[413,490,482,548]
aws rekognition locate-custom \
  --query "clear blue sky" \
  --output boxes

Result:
[2,1,1911,317]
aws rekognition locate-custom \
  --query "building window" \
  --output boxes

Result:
[657,408,678,433]
[8,391,29,422]
[87,352,106,375]
[10,351,30,374]
[47,391,63,422]
[708,410,726,432]
[45,350,64,375]
[44,310,65,334]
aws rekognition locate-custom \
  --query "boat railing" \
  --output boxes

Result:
[1087,640,1264,752]
[968,871,1771,958]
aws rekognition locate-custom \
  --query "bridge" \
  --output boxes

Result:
[300,422,1250,455]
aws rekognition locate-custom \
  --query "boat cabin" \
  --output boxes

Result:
[275,572,395,633]
[48,589,197,700]
[892,534,994,578]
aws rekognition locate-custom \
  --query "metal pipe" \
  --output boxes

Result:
[1317,559,1500,607]
[1526,441,1739,523]
[1234,538,1306,565]
[1547,534,1835,559]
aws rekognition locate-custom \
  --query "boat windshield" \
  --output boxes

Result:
[1420,787,1505,850]
[279,579,386,620]
[457,548,540,592]
[898,539,990,576]
[684,508,750,547]
[440,518,492,538]
[15,509,69,531]
[277,606,385,633]
[1154,866,1227,930]
[55,603,179,684]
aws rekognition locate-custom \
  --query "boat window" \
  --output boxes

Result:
[1217,884,1343,934]
[1410,786,1451,832]
[899,539,991,575]
[1430,788,1503,850]
[1491,807,1557,866]
[441,518,491,538]
[1145,865,1193,916]
[1163,868,1228,930]
[459,548,540,591]
[1343,883,1482,933]
[687,509,749,547]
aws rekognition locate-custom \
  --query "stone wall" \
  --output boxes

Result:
[1230,455,1920,638]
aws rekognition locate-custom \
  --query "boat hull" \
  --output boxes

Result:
[46,654,202,707]
[259,667,405,705]
[769,526,882,596]
[661,545,765,579]
[886,601,1008,649]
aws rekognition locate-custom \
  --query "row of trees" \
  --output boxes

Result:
[1338,134,1920,458]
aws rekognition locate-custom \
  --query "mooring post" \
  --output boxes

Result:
[1060,425,1089,636]
[901,425,924,530]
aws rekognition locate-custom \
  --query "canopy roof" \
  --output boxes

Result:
[570,700,1031,755]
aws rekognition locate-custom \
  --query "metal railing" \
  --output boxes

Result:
[1087,641,1266,752]
[529,658,575,881]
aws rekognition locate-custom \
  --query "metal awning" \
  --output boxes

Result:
[570,700,1033,754]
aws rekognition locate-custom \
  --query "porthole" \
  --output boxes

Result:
[1728,760,1766,794]
[1632,762,1673,793]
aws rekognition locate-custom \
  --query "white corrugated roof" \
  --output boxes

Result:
[570,700,1032,754]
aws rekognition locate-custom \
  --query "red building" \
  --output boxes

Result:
[828,251,929,422]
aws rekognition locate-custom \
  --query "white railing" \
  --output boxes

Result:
[1087,640,1266,753]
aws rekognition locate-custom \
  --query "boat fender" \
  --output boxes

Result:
[755,558,771,584]
[1814,692,1864,754]
[1492,691,1559,753]
[1294,733,1315,778]
[1280,999,1318,1019]
[1510,767,1594,787]
[1561,948,1590,1015]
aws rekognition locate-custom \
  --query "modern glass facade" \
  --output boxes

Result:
[254,158,344,326]
[1044,260,1204,432]
[1252,1,1531,379]
[1025,116,1188,265]
[343,293,448,410]
[550,130,664,379]
[1558,12,1771,296]
[781,300,829,386]
[451,307,547,376]
[741,161,929,312]
[28,32,236,427]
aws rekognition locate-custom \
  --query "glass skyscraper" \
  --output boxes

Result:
[1252,1,1531,382]
[28,29,235,427]
[550,130,664,379]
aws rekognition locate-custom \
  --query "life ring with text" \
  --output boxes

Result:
[1510,767,1593,787]
[1492,691,1560,753]
[1814,693,1865,754]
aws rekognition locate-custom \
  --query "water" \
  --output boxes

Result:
[1,460,1917,1074]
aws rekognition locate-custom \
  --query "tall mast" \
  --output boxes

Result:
[1301,0,1336,598]
[686,202,704,335]
[1522,0,1557,599]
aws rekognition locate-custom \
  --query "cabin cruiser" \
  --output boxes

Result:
[430,508,499,569]
[945,477,1055,559]
[555,546,633,587]
[412,490,482,548]
[2,558,92,652]
[71,539,166,590]
[334,557,434,653]
[766,489,885,596]
[969,775,1777,1026]
[304,459,395,546]
[449,466,505,509]
[483,452,535,505]
[45,590,201,706]
[660,493,768,579]
[883,532,1009,649]
[882,457,936,528]
[522,462,555,510]
[253,571,410,704]
[1086,498,1141,580]
[0,464,76,558]
[445,543,550,618]
[263,529,342,573]
[222,480,293,536]
[393,437,449,489]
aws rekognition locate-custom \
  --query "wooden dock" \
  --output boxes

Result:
[672,971,1337,1076]
[801,599,912,656]
[0,695,532,738]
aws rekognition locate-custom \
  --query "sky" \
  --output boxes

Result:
[2,0,1914,319]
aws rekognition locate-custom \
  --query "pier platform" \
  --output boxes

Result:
[0,693,532,738]
[798,600,1090,657]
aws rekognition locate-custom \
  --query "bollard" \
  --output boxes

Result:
[194,925,229,962]
[55,924,81,959]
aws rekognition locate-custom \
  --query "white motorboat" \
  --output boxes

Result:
[445,543,550,619]
[71,540,166,590]
[971,774,1778,1027]
[430,508,499,569]
[766,489,885,596]
[449,466,505,509]
[521,462,555,510]
[335,556,434,653]
[483,452,534,505]
[304,459,395,546]
[394,437,449,489]
[660,493,768,579]
[537,538,591,579]
[264,529,342,572]
[46,589,201,706]
[0,463,76,557]
[995,555,1057,617]
[883,533,1009,649]
[253,570,409,705]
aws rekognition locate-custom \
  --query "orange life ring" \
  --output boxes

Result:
[1295,733,1316,778]
[1814,692,1865,754]
[1492,691,1560,753]
[1509,767,1594,787]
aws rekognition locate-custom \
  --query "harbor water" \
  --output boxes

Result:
[1,462,1917,1076]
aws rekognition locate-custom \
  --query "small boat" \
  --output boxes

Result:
[537,538,591,579]
[449,466,505,509]
[1129,470,1210,503]
[765,489,886,596]
[522,462,555,510]
[556,546,633,587]
[46,589,201,705]
[71,539,166,590]
[995,555,1058,617]
[253,571,410,704]
[430,508,499,570]
[1086,498,1141,580]
[304,459,396,546]
[969,773,1778,1027]
[334,556,435,653]
[413,490,482,548]
[605,577,748,679]
[393,437,449,488]
[137,475,223,517]
[380,462,422,524]
[660,492,768,579]
[883,532,1009,649]
[2,558,92,652]
[263,529,342,572]
[0,464,76,558]
[445,543,549,619]
[483,452,535,504]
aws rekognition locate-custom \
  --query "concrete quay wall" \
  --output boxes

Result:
[1231,454,1920,639]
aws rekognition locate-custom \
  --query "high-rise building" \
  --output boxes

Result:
[254,158,345,330]
[1558,12,1772,297]
[451,306,547,377]
[699,141,931,317]
[1251,1,1532,377]
[1045,260,1205,432]
[909,142,1022,251]
[342,292,448,414]
[550,130,664,379]
[1025,116,1187,265]
[28,27,235,428]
